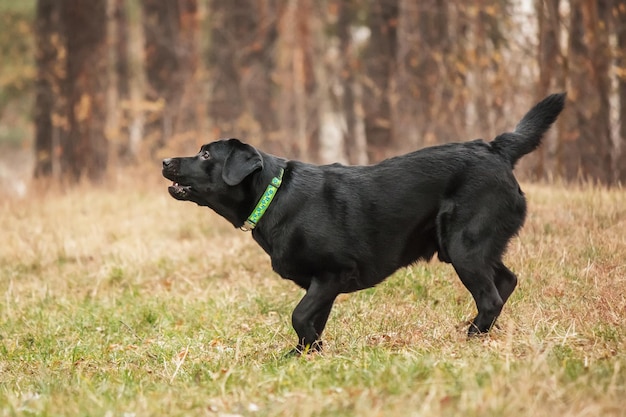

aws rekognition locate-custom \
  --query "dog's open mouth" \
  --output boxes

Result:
[168,182,192,200]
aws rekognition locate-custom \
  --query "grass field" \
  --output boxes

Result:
[0,174,625,416]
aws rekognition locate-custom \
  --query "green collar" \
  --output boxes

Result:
[241,168,285,231]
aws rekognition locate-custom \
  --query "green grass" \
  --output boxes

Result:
[0,179,625,416]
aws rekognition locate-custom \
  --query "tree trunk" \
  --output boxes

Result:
[34,0,63,179]
[362,1,398,161]
[316,7,345,164]
[560,0,612,183]
[530,0,562,180]
[112,0,133,160]
[336,0,368,165]
[393,0,422,149]
[207,0,279,151]
[445,3,470,142]
[616,0,626,183]
[274,0,317,159]
[176,0,200,143]
[470,0,491,135]
[582,0,613,184]
[206,0,246,136]
[559,2,584,180]
[60,0,109,182]
[394,0,450,150]
[241,0,280,146]
[114,0,130,100]
[142,0,198,154]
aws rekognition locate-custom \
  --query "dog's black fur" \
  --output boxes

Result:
[162,93,566,353]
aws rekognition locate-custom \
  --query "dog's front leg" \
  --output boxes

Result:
[290,277,340,354]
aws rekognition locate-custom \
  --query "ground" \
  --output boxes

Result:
[0,169,624,416]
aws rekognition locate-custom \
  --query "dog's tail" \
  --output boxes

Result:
[491,93,566,166]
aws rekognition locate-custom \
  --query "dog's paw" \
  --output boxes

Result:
[467,323,486,337]
[467,321,501,337]
[285,341,323,357]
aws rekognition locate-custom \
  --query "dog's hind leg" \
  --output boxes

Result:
[452,261,503,336]
[493,262,518,305]
[446,228,505,335]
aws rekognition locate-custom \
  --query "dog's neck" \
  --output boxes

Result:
[240,168,285,231]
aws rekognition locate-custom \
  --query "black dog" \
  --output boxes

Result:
[162,93,566,353]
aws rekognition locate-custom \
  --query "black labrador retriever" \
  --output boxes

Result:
[162,93,566,353]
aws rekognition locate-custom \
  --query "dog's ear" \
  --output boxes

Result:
[222,139,263,186]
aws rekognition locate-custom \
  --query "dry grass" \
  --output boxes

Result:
[0,174,625,416]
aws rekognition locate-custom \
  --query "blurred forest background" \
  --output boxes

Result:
[0,0,626,191]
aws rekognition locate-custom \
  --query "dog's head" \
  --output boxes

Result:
[162,138,264,223]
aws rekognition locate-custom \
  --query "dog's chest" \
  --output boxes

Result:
[270,257,312,289]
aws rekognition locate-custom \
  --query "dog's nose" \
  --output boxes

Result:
[162,158,173,169]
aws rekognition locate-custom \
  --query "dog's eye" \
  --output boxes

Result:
[200,150,211,160]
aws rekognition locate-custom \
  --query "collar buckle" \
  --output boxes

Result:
[240,220,256,232]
